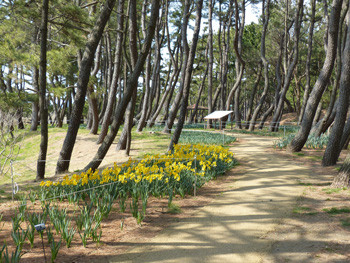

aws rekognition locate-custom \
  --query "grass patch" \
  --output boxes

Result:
[298,181,312,186]
[305,155,323,161]
[341,218,350,227]
[293,206,318,215]
[294,152,305,157]
[323,207,350,214]
[322,188,346,194]
[167,203,182,214]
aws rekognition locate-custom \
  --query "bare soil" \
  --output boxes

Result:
[1,132,350,262]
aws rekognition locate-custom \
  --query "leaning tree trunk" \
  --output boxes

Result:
[117,0,139,155]
[168,0,203,150]
[188,62,208,123]
[225,0,245,114]
[332,153,350,188]
[55,0,116,174]
[270,0,304,132]
[85,0,160,171]
[245,64,262,129]
[322,7,350,166]
[288,0,343,152]
[298,0,316,124]
[314,2,348,137]
[163,0,190,134]
[97,0,125,144]
[249,0,270,131]
[37,0,49,180]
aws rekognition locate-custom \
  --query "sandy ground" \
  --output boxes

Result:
[108,134,312,263]
[2,132,349,262]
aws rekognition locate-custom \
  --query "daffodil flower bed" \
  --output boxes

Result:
[0,144,237,258]
[39,144,236,222]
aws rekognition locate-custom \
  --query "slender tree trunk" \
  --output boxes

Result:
[117,0,139,155]
[207,0,215,128]
[270,0,304,132]
[97,0,125,144]
[249,0,270,131]
[168,0,203,150]
[30,67,39,131]
[37,0,49,180]
[289,0,343,152]
[299,0,316,124]
[226,0,245,112]
[84,0,160,171]
[259,104,274,129]
[245,64,262,129]
[189,60,208,123]
[163,0,190,134]
[55,0,116,174]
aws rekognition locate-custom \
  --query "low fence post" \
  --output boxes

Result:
[194,155,197,197]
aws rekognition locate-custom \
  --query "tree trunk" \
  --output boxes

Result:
[188,61,208,123]
[226,0,245,112]
[314,2,348,136]
[322,7,350,166]
[168,0,203,150]
[298,0,316,124]
[84,0,160,171]
[245,63,262,129]
[249,0,270,131]
[30,67,39,131]
[270,0,304,132]
[288,0,343,152]
[97,0,125,144]
[88,85,99,134]
[163,0,190,134]
[207,0,214,128]
[55,0,116,174]
[332,153,350,188]
[37,0,49,180]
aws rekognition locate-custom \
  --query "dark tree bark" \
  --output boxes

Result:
[117,0,140,155]
[85,0,160,171]
[314,1,349,136]
[322,7,350,166]
[270,0,304,132]
[148,45,180,127]
[245,64,262,129]
[226,0,245,112]
[289,0,343,152]
[168,0,204,150]
[188,53,208,123]
[55,0,116,174]
[298,0,316,124]
[332,153,350,188]
[88,41,102,135]
[249,0,270,131]
[163,0,190,134]
[97,0,125,144]
[37,0,49,180]
[207,0,215,128]
[233,0,245,129]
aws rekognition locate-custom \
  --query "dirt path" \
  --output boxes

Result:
[109,134,311,263]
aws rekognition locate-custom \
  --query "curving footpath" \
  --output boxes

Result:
[110,134,310,263]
